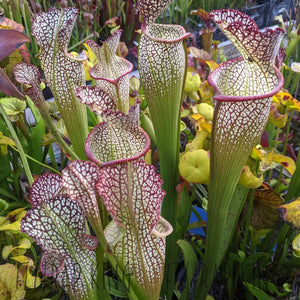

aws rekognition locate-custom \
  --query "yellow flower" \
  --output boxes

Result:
[250,146,296,175]
[292,233,300,258]
[239,146,296,189]
[199,80,214,104]
[191,113,212,133]
[11,256,41,288]
[239,165,263,189]
[179,149,210,184]
[0,264,26,299]
[2,238,31,260]
[0,131,15,155]
[206,60,219,71]
[70,43,98,81]
[83,42,98,65]
[185,131,209,152]
[268,102,288,128]
[196,103,214,121]
[278,197,300,229]
[272,91,300,112]
[184,70,201,93]
[0,208,27,231]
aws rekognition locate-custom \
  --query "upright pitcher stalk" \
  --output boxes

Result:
[31,8,89,159]
[195,9,284,298]
[137,0,190,297]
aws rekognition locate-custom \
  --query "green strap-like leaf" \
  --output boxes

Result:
[96,161,172,300]
[177,239,198,300]
[286,150,300,201]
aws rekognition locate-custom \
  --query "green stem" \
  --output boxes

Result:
[94,245,108,299]
[241,189,255,252]
[33,98,80,161]
[67,32,98,52]
[9,145,61,174]
[16,113,30,141]
[283,67,293,89]
[8,201,31,210]
[0,103,34,186]
[289,73,300,95]
[284,30,300,61]
[48,143,59,170]
[275,111,293,192]
[88,196,143,299]
[90,213,145,300]
[268,127,280,184]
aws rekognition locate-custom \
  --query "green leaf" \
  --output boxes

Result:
[105,276,129,298]
[254,280,291,297]
[0,198,9,211]
[243,282,273,300]
[0,148,11,179]
[26,117,45,175]
[177,239,197,300]
[0,187,18,202]
[176,186,192,240]
[286,150,300,201]
[0,97,26,116]
[242,252,270,279]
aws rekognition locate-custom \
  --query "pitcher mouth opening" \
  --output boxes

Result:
[141,23,191,44]
[207,57,284,103]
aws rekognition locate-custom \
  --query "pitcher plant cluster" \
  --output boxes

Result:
[0,0,300,299]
